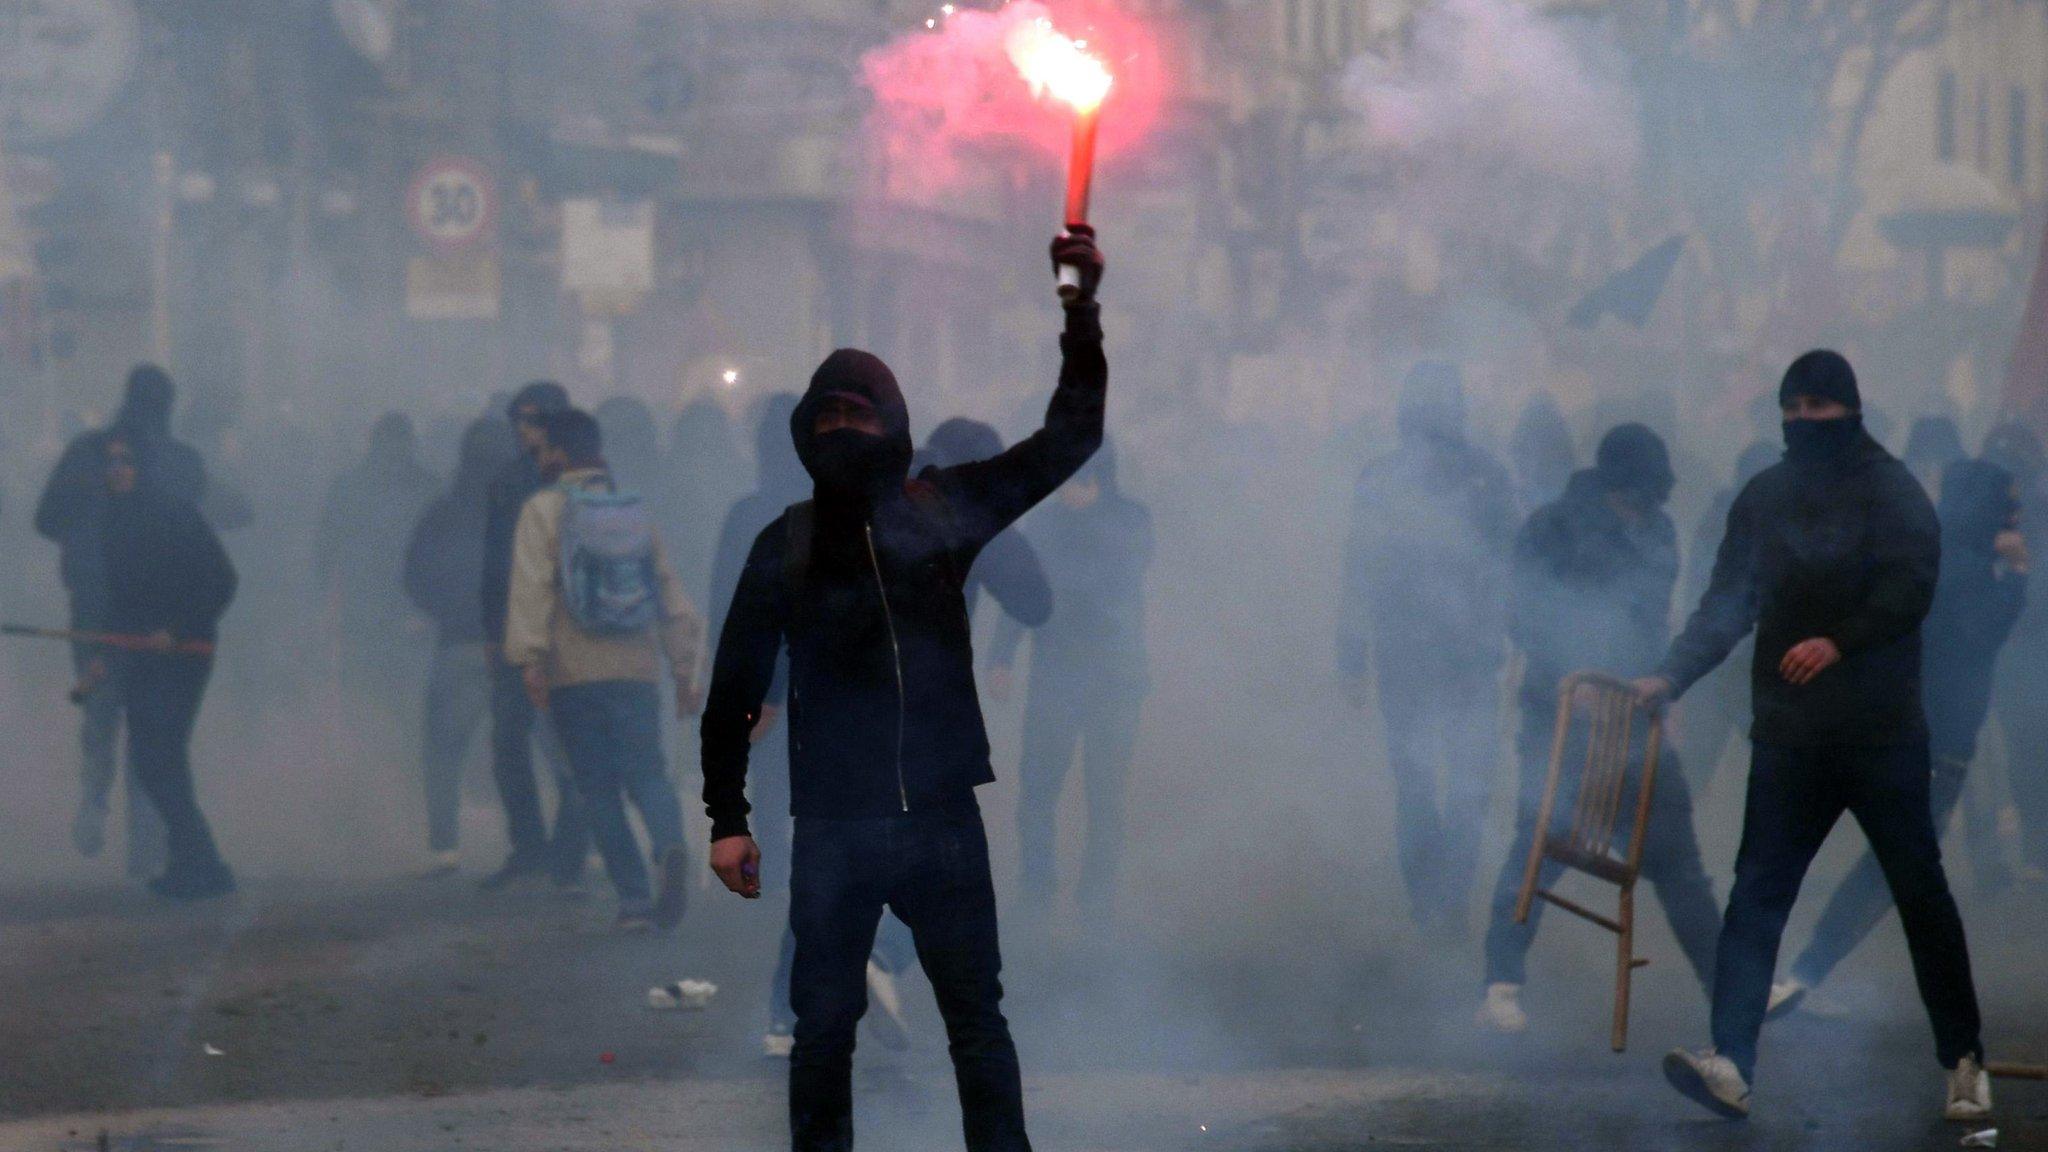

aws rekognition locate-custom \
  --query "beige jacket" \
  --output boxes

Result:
[504,468,704,690]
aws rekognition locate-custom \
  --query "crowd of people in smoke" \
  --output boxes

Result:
[14,228,2048,1146]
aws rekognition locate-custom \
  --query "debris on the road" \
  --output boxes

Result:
[1960,1129,1997,1149]
[200,1044,225,1058]
[598,1052,615,1065]
[647,979,718,1010]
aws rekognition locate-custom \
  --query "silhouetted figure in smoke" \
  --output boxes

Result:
[1770,458,2027,1014]
[35,365,206,878]
[1338,361,1517,936]
[594,395,664,493]
[701,229,1106,1152]
[1903,415,1968,503]
[1508,391,1577,512]
[669,398,749,605]
[991,439,1150,920]
[507,409,704,931]
[1475,425,1719,1033]
[1643,351,1988,1123]
[1984,421,2048,884]
[100,433,239,900]
[479,383,591,891]
[404,418,519,876]
[1674,440,1779,794]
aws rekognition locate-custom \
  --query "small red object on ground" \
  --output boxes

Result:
[599,1052,616,1065]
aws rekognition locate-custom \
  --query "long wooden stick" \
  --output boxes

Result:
[1989,1061,2048,1081]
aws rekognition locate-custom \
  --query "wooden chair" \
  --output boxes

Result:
[1512,670,1664,1052]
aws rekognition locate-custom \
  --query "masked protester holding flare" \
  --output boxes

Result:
[1639,351,1991,1124]
[700,229,1106,1152]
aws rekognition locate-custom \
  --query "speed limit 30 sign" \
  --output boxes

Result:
[407,156,497,252]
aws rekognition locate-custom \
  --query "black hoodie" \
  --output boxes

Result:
[1660,427,1940,747]
[104,489,237,643]
[700,304,1106,839]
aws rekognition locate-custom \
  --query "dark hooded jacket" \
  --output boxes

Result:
[1511,469,1678,708]
[700,304,1106,839]
[920,418,1052,634]
[36,378,208,620]
[1922,459,2027,760]
[1660,426,1940,747]
[988,441,1151,681]
[104,489,237,643]
[405,419,516,646]
[313,416,441,630]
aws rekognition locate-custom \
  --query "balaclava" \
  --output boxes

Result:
[791,349,913,501]
[1779,350,1864,462]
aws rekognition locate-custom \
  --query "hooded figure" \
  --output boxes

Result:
[1983,421,2048,879]
[315,413,442,633]
[989,437,1154,912]
[700,227,1105,1152]
[919,418,1052,634]
[1476,424,1720,1032]
[1650,349,1987,1124]
[1903,416,1968,499]
[1338,359,1518,933]
[34,364,210,873]
[665,399,749,605]
[1779,457,2027,1008]
[404,418,520,865]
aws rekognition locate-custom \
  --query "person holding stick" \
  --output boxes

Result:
[701,229,1105,1152]
[1639,351,1990,1123]
[99,433,239,900]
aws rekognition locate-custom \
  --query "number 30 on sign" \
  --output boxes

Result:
[407,157,496,252]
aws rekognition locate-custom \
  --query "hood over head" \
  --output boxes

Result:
[506,380,569,420]
[1593,422,1675,504]
[792,349,913,497]
[922,418,1005,471]
[115,364,176,438]
[1396,360,1466,446]
[1939,459,2017,553]
[1509,392,1576,485]
[1778,349,1861,411]
[1903,416,1966,471]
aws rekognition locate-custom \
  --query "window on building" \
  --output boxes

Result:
[1939,71,1957,163]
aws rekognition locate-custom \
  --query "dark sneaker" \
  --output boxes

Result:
[652,847,689,931]
[149,867,238,902]
[478,852,547,892]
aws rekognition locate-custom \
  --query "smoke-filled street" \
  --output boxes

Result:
[2,868,2046,1150]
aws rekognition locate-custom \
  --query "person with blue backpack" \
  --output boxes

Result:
[505,408,706,932]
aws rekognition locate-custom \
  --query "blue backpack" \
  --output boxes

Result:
[557,481,659,635]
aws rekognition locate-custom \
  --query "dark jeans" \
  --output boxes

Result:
[421,643,491,852]
[789,807,1029,1152]
[488,654,589,874]
[1016,660,1144,908]
[1376,663,1499,929]
[1712,741,1982,1080]
[1483,706,1719,992]
[124,653,229,883]
[1791,751,1978,986]
[549,680,686,913]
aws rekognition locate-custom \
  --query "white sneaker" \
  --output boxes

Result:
[1946,1055,1994,1122]
[1765,978,1807,1021]
[647,979,718,1010]
[866,961,912,1051]
[1663,1047,1751,1119]
[417,850,459,880]
[763,1027,794,1058]
[1475,983,1527,1033]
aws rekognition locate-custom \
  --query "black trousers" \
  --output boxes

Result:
[1712,741,1982,1079]
[486,653,589,873]
[788,806,1028,1152]
[124,653,228,881]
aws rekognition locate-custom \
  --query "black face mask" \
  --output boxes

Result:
[807,428,893,492]
[1783,414,1864,462]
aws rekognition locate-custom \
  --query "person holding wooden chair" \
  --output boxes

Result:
[1476,424,1721,1035]
[1636,351,1990,1123]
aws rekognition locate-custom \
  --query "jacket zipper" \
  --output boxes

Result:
[865,521,910,812]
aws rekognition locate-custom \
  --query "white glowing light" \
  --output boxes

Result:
[941,4,955,12]
[926,17,936,27]
[1006,15,1113,113]
[721,369,740,386]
